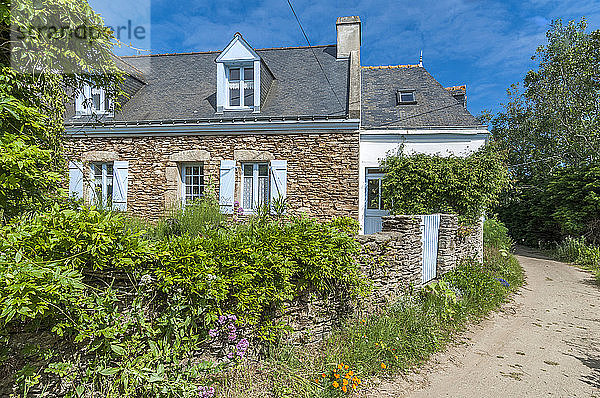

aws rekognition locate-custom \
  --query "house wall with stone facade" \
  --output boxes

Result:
[64,131,360,221]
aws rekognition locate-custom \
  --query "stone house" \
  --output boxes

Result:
[65,16,487,234]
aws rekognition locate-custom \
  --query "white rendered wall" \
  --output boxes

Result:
[358,129,489,233]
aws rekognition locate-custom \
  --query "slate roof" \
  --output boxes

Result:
[67,45,349,124]
[361,66,481,129]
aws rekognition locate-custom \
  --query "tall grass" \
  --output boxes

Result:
[555,236,600,283]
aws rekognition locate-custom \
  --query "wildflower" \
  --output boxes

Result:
[228,314,238,322]
[227,352,234,359]
[334,373,340,379]
[315,379,319,383]
[208,329,218,338]
[218,315,227,325]
[352,384,357,390]
[236,338,249,357]
[332,381,339,388]
[342,385,347,392]
[344,364,349,370]
[381,362,386,369]
[338,363,343,369]
[197,385,215,398]
[343,379,349,386]
[228,332,237,341]
[348,370,353,376]
[395,355,398,360]
[322,373,327,378]
[496,278,510,288]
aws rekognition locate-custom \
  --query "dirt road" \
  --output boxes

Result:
[365,248,600,397]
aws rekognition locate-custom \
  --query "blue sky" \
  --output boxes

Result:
[93,0,600,117]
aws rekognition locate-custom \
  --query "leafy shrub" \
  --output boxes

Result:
[381,145,509,224]
[483,218,513,250]
[0,204,156,271]
[155,215,368,337]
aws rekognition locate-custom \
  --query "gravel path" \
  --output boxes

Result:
[364,247,600,397]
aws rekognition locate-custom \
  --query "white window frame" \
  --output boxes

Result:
[225,64,254,110]
[76,85,112,116]
[181,163,205,206]
[396,89,416,105]
[241,162,270,213]
[90,162,114,208]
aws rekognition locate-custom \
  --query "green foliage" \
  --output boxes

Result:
[381,145,509,224]
[497,163,600,245]
[155,215,368,336]
[1,204,155,271]
[554,237,600,283]
[483,218,514,250]
[491,19,600,245]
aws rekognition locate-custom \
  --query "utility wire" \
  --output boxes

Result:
[285,0,345,113]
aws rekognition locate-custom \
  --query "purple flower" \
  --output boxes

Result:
[228,332,237,341]
[236,338,249,357]
[228,323,237,332]
[218,315,227,325]
[228,314,237,322]
[227,352,234,359]
[208,329,218,338]
[197,385,215,398]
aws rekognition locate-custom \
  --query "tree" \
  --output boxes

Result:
[0,0,124,220]
[491,19,600,244]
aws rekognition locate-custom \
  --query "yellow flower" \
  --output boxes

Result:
[348,370,354,376]
[342,385,347,393]
[322,373,327,378]
[315,378,319,383]
[395,355,398,360]
[357,378,362,385]
[352,384,357,390]
[338,363,343,370]
[343,379,349,386]
[334,373,340,379]
[381,362,387,369]
[332,381,339,388]
[344,364,349,370]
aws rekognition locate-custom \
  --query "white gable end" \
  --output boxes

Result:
[216,33,260,62]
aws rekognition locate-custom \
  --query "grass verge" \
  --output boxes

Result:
[554,237,600,284]
[218,247,524,397]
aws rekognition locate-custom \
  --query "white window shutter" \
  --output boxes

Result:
[270,160,287,202]
[219,160,236,214]
[68,161,84,200]
[112,161,129,211]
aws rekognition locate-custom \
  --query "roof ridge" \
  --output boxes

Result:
[362,64,422,69]
[121,44,336,59]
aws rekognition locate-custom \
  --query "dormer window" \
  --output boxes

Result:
[216,33,263,113]
[397,90,416,105]
[76,85,112,116]
[228,66,254,108]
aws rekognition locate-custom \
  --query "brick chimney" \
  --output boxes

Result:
[336,16,361,59]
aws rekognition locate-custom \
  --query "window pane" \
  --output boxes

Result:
[244,87,254,107]
[258,176,269,206]
[244,164,253,177]
[92,93,101,110]
[104,95,110,112]
[258,164,268,177]
[243,176,253,210]
[401,92,414,102]
[244,67,254,81]
[230,86,240,106]
[229,68,240,81]
[367,179,380,210]
[94,164,102,177]
[106,164,113,177]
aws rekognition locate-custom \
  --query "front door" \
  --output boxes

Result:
[364,169,389,234]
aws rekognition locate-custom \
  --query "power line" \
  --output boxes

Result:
[285,0,345,113]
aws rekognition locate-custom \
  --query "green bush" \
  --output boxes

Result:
[155,215,367,337]
[381,145,509,224]
[0,204,156,271]
[483,218,513,250]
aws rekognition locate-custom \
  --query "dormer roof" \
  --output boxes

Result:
[216,33,260,63]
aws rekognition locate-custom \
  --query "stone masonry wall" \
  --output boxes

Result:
[281,214,484,344]
[64,131,359,222]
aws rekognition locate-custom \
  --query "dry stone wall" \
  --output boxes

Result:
[282,214,484,344]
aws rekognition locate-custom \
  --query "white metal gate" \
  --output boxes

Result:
[421,214,440,283]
